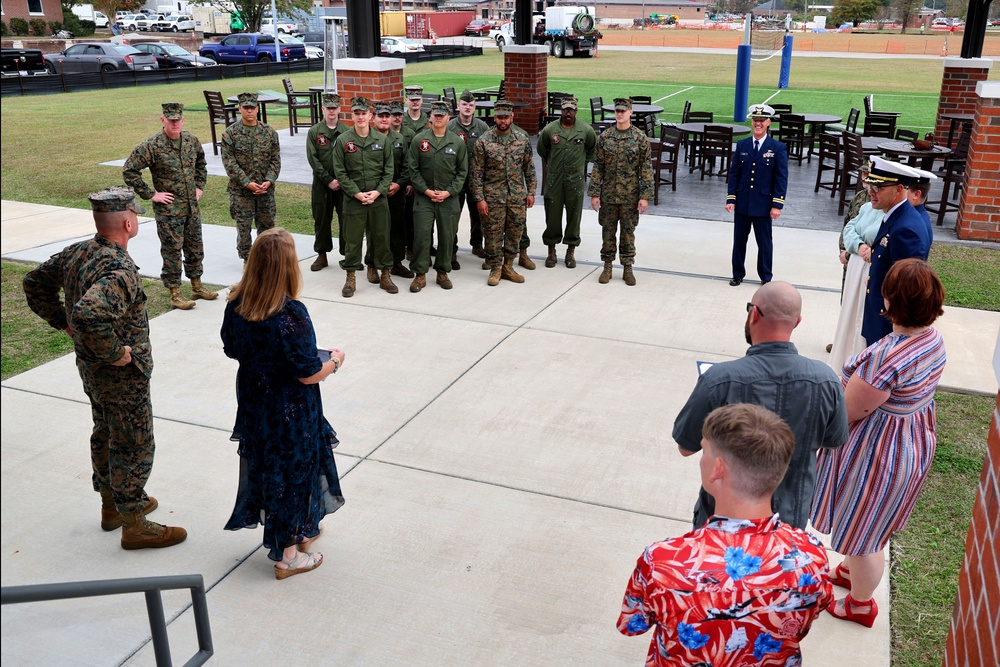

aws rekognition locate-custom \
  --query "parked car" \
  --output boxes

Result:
[279,35,322,59]
[1,47,48,76]
[131,41,217,67]
[135,14,164,31]
[43,43,158,74]
[465,19,494,36]
[91,11,110,28]
[117,14,141,31]
[156,15,195,32]
[298,31,348,57]
[380,36,424,54]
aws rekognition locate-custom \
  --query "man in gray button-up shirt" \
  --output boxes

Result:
[672,281,849,529]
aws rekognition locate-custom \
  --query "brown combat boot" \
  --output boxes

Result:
[436,270,453,290]
[379,268,399,294]
[487,265,502,287]
[481,260,490,270]
[342,270,356,298]
[598,261,613,284]
[518,248,536,270]
[366,265,379,284]
[501,257,525,283]
[410,274,426,293]
[100,488,158,531]
[623,265,636,286]
[545,244,557,268]
[391,262,415,279]
[565,246,577,269]
[169,286,195,310]
[190,278,218,300]
[310,252,328,271]
[472,244,486,258]
[120,512,187,550]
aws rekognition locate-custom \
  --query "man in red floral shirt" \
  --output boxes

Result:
[618,404,833,666]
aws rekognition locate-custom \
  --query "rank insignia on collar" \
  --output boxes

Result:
[345,141,357,153]
[317,135,329,146]
[419,139,431,152]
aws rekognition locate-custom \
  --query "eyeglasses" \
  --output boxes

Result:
[746,302,764,317]
[866,183,892,193]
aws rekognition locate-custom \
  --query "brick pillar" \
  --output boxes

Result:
[332,57,405,126]
[942,338,1000,666]
[503,45,548,135]
[956,81,1000,242]
[934,58,992,140]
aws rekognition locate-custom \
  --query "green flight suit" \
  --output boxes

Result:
[366,127,409,266]
[332,127,393,272]
[306,119,346,255]
[537,118,597,248]
[402,110,429,136]
[447,116,490,250]
[405,128,468,275]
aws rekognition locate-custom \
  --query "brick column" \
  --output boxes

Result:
[956,81,1000,242]
[934,57,992,140]
[332,57,405,125]
[503,45,548,135]
[943,339,1000,667]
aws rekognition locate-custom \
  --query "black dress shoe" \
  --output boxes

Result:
[729,278,742,286]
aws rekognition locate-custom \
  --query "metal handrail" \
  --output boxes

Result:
[2,574,213,666]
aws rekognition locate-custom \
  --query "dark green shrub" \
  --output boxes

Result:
[48,20,62,33]
[1,20,9,37]
[29,18,48,36]
[10,17,29,35]
[77,19,96,36]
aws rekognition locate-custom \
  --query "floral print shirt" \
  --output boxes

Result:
[618,514,832,666]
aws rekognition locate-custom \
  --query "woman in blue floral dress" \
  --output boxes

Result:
[221,228,346,579]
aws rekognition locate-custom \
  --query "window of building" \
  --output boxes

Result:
[27,0,43,14]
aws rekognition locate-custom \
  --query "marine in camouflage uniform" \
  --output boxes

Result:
[447,89,490,259]
[405,100,468,291]
[372,100,413,279]
[221,92,281,261]
[537,96,597,269]
[587,98,653,286]
[22,187,187,550]
[306,93,346,270]
[123,102,215,310]
[469,101,537,286]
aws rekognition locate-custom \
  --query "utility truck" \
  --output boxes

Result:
[492,5,600,58]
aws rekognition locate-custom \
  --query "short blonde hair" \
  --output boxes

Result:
[228,228,301,322]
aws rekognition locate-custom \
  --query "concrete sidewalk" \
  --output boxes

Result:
[1,196,997,665]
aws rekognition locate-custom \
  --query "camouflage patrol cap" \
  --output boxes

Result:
[459,89,475,103]
[390,100,404,114]
[560,96,578,111]
[321,93,341,108]
[237,92,259,108]
[430,100,451,116]
[493,100,514,117]
[88,186,146,215]
[405,85,423,100]
[351,96,371,112]
[613,98,631,111]
[161,102,183,119]
[374,101,392,116]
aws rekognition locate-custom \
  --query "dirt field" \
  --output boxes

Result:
[599,27,1000,56]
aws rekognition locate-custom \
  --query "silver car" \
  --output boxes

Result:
[43,43,158,74]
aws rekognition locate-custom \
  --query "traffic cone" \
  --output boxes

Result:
[941,42,947,57]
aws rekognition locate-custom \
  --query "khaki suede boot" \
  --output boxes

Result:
[472,244,486,258]
[342,270,356,298]
[623,265,636,286]
[481,260,490,270]
[565,246,577,269]
[100,488,158,531]
[501,257,525,283]
[544,244,557,268]
[169,286,195,310]
[599,261,613,284]
[410,273,426,293]
[310,252,328,272]
[379,268,399,294]
[518,248,535,270]
[120,512,187,550]
[487,265,502,287]
[190,278,218,300]
[367,265,379,284]
[391,262,415,279]
[436,270,453,290]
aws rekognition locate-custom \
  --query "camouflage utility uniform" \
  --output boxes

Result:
[588,125,654,266]
[23,235,155,514]
[469,127,537,269]
[307,118,346,256]
[447,115,490,251]
[221,121,281,260]
[123,130,208,288]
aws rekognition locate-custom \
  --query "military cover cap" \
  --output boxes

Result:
[748,103,775,119]
[390,100,404,114]
[405,85,423,99]
[459,89,475,103]
[493,100,514,117]
[864,156,919,187]
[321,93,341,108]
[351,96,371,112]
[613,97,631,111]
[237,92,259,107]
[909,166,938,185]
[560,96,578,111]
[374,101,392,115]
[430,100,451,116]
[88,186,146,215]
[161,102,183,119]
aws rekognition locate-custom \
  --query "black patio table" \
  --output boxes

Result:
[877,140,952,171]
